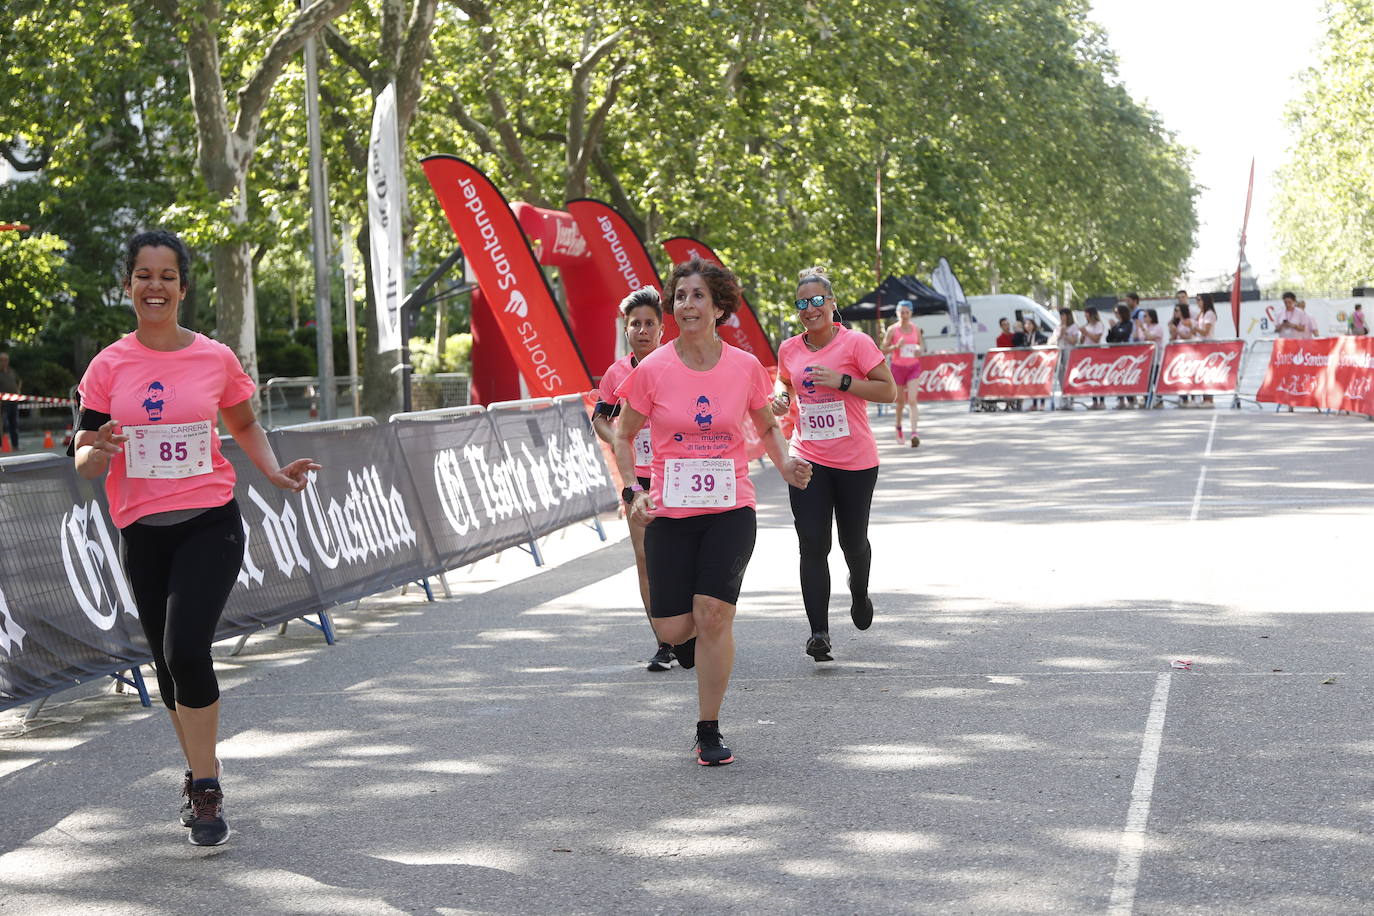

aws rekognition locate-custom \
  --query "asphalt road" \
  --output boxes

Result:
[1,403,1370,915]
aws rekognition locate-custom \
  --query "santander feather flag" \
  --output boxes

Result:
[661,237,776,368]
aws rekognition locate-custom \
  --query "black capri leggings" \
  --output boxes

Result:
[119,500,245,710]
[788,463,879,633]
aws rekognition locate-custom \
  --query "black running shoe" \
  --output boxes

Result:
[851,596,874,631]
[805,631,833,661]
[695,721,734,766]
[647,643,675,671]
[674,637,697,670]
[179,769,194,827]
[187,784,229,847]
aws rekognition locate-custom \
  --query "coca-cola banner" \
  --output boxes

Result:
[914,353,975,401]
[0,402,618,712]
[1060,344,1155,398]
[1155,340,1244,396]
[977,348,1060,399]
[1258,336,1374,414]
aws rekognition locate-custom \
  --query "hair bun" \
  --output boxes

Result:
[798,265,829,282]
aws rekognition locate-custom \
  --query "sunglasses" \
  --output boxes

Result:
[794,294,829,311]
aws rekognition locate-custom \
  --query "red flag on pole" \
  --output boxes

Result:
[1231,158,1255,334]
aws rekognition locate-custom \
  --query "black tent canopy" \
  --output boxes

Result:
[840,274,948,322]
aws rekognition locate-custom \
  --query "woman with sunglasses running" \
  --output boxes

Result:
[772,266,896,661]
[592,287,674,671]
[613,259,812,766]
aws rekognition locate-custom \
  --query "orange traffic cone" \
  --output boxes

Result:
[0,436,11,454]
[43,430,54,449]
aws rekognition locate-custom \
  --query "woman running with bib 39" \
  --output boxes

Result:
[72,230,319,846]
[592,287,673,671]
[773,266,896,661]
[613,259,812,766]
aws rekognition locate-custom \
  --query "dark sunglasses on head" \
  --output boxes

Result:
[794,294,828,311]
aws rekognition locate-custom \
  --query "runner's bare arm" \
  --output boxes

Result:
[805,363,898,403]
[613,404,655,523]
[73,421,126,480]
[221,400,320,492]
[751,405,811,489]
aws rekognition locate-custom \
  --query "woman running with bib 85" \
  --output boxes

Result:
[71,230,319,847]
[592,287,673,671]
[613,259,812,766]
[772,266,896,661]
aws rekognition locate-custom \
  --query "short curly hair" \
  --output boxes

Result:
[619,286,662,320]
[122,230,192,290]
[665,258,741,327]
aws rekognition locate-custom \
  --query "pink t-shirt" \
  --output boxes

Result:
[778,328,884,471]
[885,324,923,366]
[1194,311,1216,339]
[78,332,256,528]
[599,352,653,477]
[616,342,772,519]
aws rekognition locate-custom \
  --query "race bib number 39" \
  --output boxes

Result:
[124,421,213,479]
[799,400,850,441]
[662,457,736,508]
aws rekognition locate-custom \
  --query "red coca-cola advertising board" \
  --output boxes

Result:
[1154,340,1244,396]
[1060,344,1155,397]
[977,348,1060,399]
[913,353,974,401]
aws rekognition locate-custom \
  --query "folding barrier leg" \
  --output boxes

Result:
[584,515,607,542]
[518,539,545,567]
[414,578,435,602]
[227,633,253,657]
[24,696,48,723]
[298,611,337,645]
[109,667,152,708]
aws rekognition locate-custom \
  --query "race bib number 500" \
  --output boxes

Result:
[124,421,213,479]
[662,457,736,508]
[799,400,850,441]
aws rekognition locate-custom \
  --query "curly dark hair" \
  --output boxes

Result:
[665,258,740,327]
[121,230,192,290]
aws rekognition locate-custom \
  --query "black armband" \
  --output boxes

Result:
[67,408,113,458]
[591,401,622,420]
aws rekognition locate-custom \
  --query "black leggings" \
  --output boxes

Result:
[119,501,245,710]
[788,463,878,633]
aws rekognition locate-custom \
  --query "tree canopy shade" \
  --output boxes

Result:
[2,0,1198,401]
[1273,0,1374,289]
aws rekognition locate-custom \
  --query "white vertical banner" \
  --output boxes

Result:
[368,83,404,353]
[931,256,975,353]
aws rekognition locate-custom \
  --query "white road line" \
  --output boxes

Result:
[1107,672,1173,915]
[1187,466,1208,522]
[1202,411,1219,457]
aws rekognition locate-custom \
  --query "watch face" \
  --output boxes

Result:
[622,487,635,504]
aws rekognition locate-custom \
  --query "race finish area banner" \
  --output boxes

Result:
[977,347,1060,400]
[1155,340,1244,397]
[1060,344,1154,399]
[422,155,593,396]
[0,402,617,712]
[1258,336,1374,414]
[914,353,975,401]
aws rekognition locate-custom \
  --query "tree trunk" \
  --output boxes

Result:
[211,235,259,383]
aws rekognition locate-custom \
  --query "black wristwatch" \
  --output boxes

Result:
[621,484,644,504]
[838,373,853,392]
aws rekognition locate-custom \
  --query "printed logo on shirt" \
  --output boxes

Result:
[693,395,714,432]
[801,368,816,395]
[141,381,175,421]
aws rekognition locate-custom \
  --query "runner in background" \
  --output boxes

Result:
[71,230,319,847]
[592,287,673,671]
[772,266,896,661]
[882,300,924,446]
[1193,294,1218,407]
[613,258,812,766]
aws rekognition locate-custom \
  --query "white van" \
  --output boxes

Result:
[912,294,1061,355]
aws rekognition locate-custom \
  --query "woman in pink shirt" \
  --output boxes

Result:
[592,287,672,672]
[72,231,319,846]
[614,259,812,766]
[882,300,925,445]
[772,266,896,662]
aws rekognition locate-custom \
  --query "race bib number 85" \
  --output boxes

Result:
[124,421,213,479]
[662,457,736,508]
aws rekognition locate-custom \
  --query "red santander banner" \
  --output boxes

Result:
[914,353,974,401]
[566,198,679,347]
[1334,337,1374,415]
[977,348,1059,399]
[662,236,777,369]
[422,156,592,395]
[1155,340,1244,396]
[1259,336,1374,414]
[1061,344,1154,397]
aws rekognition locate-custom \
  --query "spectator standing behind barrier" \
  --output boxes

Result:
[592,287,674,672]
[70,230,320,847]
[1050,308,1081,409]
[995,317,1015,349]
[1275,292,1306,339]
[1080,307,1107,409]
[772,266,896,662]
[881,300,924,446]
[0,351,19,450]
[1133,308,1166,408]
[1126,292,1144,322]
[1169,304,1194,406]
[1351,303,1368,336]
[1106,305,1135,408]
[1193,294,1218,407]
[613,258,812,767]
[1297,300,1320,338]
[1012,317,1048,410]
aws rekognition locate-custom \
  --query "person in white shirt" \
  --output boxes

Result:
[1193,294,1218,407]
[1079,306,1107,409]
[1050,308,1081,409]
[1275,292,1306,339]
[1133,308,1166,408]
[1297,300,1320,338]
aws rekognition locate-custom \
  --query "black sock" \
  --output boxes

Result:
[191,777,220,791]
[697,719,718,730]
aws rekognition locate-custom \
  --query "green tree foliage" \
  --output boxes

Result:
[0,233,73,343]
[1273,0,1374,288]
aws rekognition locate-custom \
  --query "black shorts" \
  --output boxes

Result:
[644,507,756,618]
